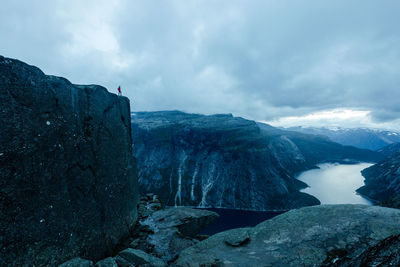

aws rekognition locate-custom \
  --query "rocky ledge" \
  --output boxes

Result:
[59,194,219,266]
[125,194,218,263]
[175,205,400,267]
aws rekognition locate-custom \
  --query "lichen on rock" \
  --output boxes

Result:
[0,56,139,266]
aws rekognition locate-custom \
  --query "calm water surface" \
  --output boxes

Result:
[198,208,285,235]
[297,163,373,205]
[199,163,372,235]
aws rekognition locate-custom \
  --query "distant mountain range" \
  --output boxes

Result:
[132,111,382,211]
[284,126,400,151]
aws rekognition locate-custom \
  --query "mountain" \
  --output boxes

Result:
[357,151,400,208]
[377,142,400,158]
[132,111,382,211]
[0,56,138,265]
[285,126,400,151]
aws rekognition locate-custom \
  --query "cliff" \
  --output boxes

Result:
[0,56,138,266]
[132,111,382,211]
[357,151,400,208]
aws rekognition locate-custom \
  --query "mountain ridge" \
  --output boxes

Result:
[284,126,400,150]
[132,111,382,211]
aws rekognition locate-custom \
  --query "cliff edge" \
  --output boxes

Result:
[0,56,138,266]
[175,205,400,266]
[357,151,400,208]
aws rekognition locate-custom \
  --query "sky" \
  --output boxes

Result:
[1,0,400,130]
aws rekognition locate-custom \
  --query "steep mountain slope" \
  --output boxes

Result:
[357,151,400,208]
[132,111,382,211]
[286,126,400,150]
[0,56,138,266]
[377,142,400,158]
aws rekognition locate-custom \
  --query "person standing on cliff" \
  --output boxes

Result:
[117,85,122,96]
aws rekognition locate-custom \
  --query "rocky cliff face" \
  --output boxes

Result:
[377,142,400,158]
[132,111,382,211]
[357,151,400,208]
[175,205,400,267]
[0,56,138,266]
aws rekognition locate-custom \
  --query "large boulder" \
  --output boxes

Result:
[94,257,118,267]
[131,207,218,262]
[0,56,138,266]
[174,205,400,266]
[115,248,166,267]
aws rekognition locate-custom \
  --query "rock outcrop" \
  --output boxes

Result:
[357,151,400,208]
[132,111,382,211]
[0,56,138,266]
[336,234,400,267]
[95,257,118,267]
[125,196,219,263]
[115,248,167,267]
[174,205,400,267]
[58,195,218,266]
[58,258,94,267]
[138,207,218,262]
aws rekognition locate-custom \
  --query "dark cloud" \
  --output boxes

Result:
[1,0,399,127]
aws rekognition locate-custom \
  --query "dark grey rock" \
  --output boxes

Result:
[357,151,400,207]
[140,207,219,262]
[143,207,219,236]
[132,111,382,211]
[95,257,118,267]
[115,248,166,267]
[59,258,94,267]
[223,229,250,247]
[336,234,400,267]
[175,205,400,267]
[129,238,141,249]
[137,194,164,220]
[0,56,138,266]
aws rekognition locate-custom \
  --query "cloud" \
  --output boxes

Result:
[1,0,400,129]
[265,108,400,131]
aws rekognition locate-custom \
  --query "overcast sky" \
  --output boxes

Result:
[1,0,400,130]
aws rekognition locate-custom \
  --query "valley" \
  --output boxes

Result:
[1,56,399,266]
[131,111,382,211]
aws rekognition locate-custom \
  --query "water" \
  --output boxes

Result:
[198,163,372,235]
[198,208,285,235]
[297,163,373,205]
